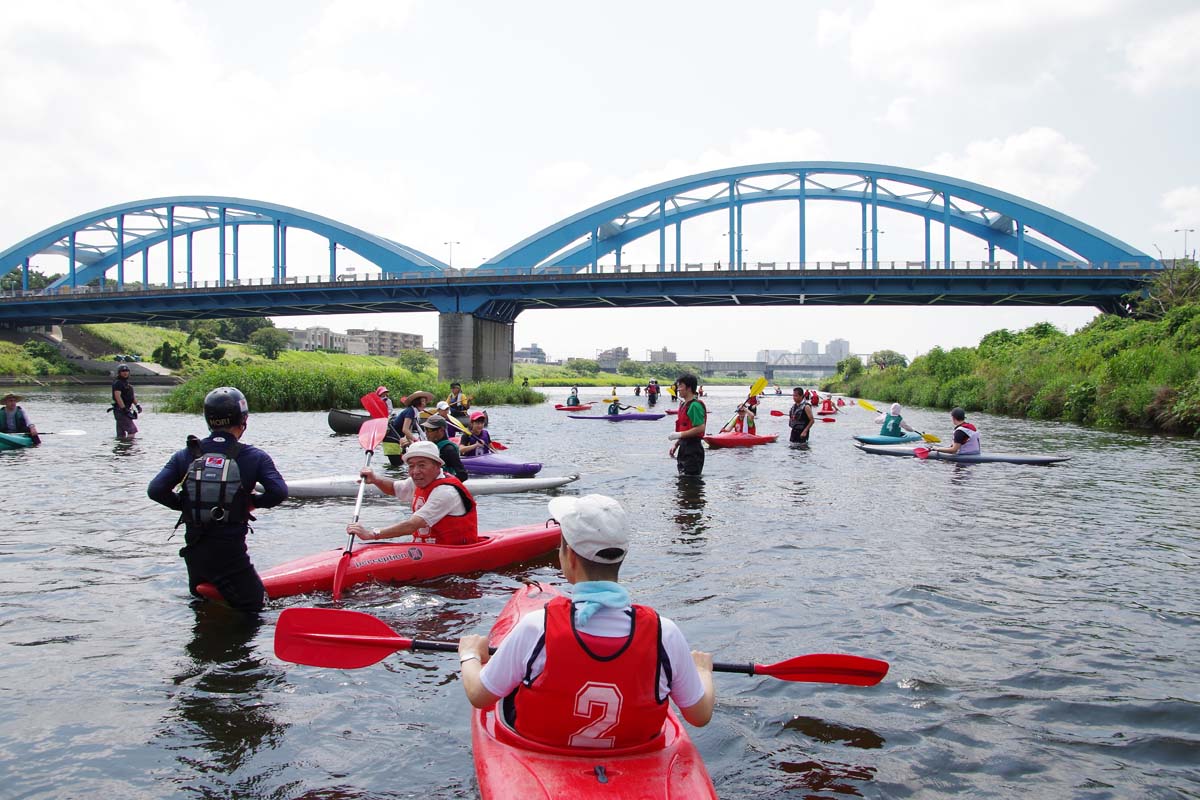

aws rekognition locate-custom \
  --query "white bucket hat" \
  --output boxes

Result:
[889,402,902,416]
[402,440,444,466]
[548,494,630,564]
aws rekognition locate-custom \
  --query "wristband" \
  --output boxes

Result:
[459,654,481,665]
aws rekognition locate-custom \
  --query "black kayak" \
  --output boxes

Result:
[327,408,371,434]
[854,442,1070,465]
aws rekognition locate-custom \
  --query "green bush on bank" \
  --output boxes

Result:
[829,301,1200,437]
[161,363,544,413]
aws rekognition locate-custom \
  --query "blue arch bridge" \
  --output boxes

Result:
[0,162,1160,380]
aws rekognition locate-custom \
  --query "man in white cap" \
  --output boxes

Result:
[457,494,715,748]
[346,440,478,546]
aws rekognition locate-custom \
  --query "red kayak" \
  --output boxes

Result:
[554,403,593,411]
[195,523,561,601]
[472,583,717,798]
[702,431,778,448]
[816,409,838,416]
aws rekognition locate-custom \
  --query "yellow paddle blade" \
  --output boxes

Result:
[749,377,768,397]
[858,399,879,413]
[635,406,646,412]
[920,432,941,443]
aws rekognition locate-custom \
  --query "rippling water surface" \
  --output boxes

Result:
[1,386,1197,799]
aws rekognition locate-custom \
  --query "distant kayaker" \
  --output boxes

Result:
[446,382,471,418]
[877,402,916,438]
[818,395,837,414]
[147,386,287,613]
[722,404,756,434]
[347,440,479,546]
[376,386,394,415]
[646,379,659,407]
[111,364,140,438]
[667,373,707,475]
[774,384,783,395]
[421,415,469,482]
[1,392,40,445]
[929,407,981,455]
[459,411,494,455]
[635,384,641,396]
[457,494,715,747]
[566,388,580,406]
[789,387,815,444]
[607,400,632,416]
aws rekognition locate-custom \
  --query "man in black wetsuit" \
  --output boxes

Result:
[147,387,287,613]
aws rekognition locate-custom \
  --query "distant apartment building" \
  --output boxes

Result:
[826,338,850,361]
[514,343,547,364]
[800,340,819,355]
[282,325,421,356]
[648,347,677,363]
[345,328,424,357]
[596,346,630,371]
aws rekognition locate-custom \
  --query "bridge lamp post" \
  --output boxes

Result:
[444,241,461,268]
[1175,228,1196,260]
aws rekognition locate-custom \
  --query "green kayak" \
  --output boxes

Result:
[0,432,35,450]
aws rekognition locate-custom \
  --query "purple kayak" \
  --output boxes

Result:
[461,452,543,477]
[567,412,667,421]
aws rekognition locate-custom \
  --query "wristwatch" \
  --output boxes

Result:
[459,654,481,665]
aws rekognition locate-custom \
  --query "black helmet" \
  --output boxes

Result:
[204,386,249,429]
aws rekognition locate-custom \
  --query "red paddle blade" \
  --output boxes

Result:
[770,410,785,416]
[361,392,389,418]
[913,447,930,459]
[820,417,836,423]
[275,607,413,669]
[726,654,889,686]
[330,551,352,601]
[491,441,508,451]
[358,418,388,451]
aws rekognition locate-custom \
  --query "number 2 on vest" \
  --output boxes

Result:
[568,682,624,748]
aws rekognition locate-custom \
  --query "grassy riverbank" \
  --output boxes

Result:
[161,362,543,413]
[827,286,1200,437]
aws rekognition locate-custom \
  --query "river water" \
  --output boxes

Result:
[1,385,1197,799]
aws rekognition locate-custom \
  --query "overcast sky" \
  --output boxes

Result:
[3,1,1198,361]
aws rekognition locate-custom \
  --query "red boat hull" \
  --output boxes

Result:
[554,404,593,411]
[195,523,561,601]
[472,583,717,799]
[702,432,778,448]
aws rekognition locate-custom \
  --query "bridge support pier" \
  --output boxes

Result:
[438,313,514,382]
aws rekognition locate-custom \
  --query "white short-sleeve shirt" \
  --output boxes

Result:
[478,604,706,711]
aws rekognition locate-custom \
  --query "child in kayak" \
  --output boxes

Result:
[459,411,495,455]
[457,494,715,748]
[721,404,756,434]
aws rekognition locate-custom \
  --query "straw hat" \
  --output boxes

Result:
[403,391,434,406]
[2,392,22,402]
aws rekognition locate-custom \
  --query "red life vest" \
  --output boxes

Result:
[732,415,756,434]
[411,474,478,545]
[675,398,706,432]
[819,398,834,412]
[509,597,666,748]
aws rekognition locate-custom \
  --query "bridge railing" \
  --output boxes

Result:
[0,258,1159,298]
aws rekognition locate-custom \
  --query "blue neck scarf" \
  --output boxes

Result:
[571,581,630,625]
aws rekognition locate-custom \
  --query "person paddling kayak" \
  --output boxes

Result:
[928,407,981,455]
[147,387,288,613]
[1,392,41,445]
[667,373,707,476]
[877,402,916,438]
[347,440,479,545]
[721,404,756,434]
[457,494,715,747]
[459,411,496,455]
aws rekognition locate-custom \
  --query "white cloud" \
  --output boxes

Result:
[924,127,1096,206]
[300,0,417,60]
[819,0,1119,92]
[1118,8,1200,93]
[1157,187,1200,252]
[876,97,915,129]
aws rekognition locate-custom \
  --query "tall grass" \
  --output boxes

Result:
[161,364,544,413]
[828,312,1200,436]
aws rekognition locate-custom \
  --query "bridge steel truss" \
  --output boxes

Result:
[484,162,1157,276]
[0,196,448,294]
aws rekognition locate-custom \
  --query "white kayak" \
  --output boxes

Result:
[275,473,580,499]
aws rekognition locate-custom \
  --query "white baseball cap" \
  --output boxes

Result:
[548,494,630,564]
[402,440,444,466]
[436,401,450,411]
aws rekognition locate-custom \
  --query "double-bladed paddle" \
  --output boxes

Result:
[720,377,769,431]
[444,412,508,452]
[361,391,389,419]
[856,400,940,443]
[331,418,389,601]
[39,429,87,436]
[769,409,836,422]
[273,606,890,686]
